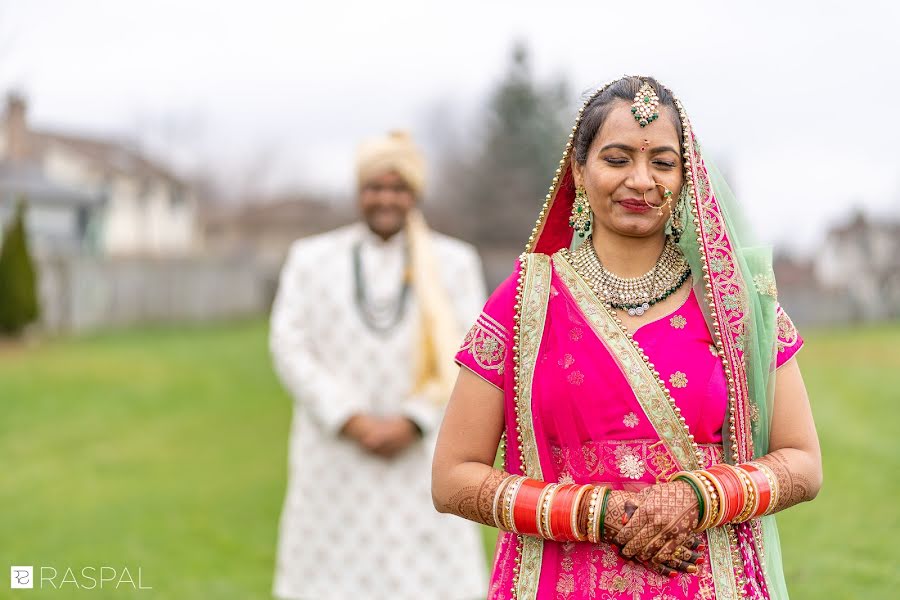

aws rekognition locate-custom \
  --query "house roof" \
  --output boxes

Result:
[29,129,187,188]
[0,162,103,207]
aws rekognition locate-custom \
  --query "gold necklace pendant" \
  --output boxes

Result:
[569,238,689,315]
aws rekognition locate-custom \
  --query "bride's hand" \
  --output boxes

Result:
[612,481,700,564]
[601,488,703,574]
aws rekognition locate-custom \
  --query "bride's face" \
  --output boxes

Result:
[573,100,684,240]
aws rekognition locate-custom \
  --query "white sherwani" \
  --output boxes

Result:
[271,223,488,600]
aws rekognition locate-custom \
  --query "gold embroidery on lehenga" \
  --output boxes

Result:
[776,305,799,353]
[670,314,687,329]
[567,370,584,386]
[618,452,646,480]
[459,314,508,374]
[623,411,639,428]
[669,371,688,388]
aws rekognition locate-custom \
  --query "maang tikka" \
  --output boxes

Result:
[631,81,660,128]
[570,186,591,238]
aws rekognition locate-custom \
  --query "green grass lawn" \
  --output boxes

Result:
[1,320,897,599]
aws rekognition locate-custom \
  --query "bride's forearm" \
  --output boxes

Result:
[433,462,507,527]
[753,448,822,513]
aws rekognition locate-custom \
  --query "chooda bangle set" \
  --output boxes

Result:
[492,475,610,543]
[669,461,779,531]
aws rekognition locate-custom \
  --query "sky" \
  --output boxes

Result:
[1,0,899,254]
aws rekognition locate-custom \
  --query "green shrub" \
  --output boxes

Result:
[0,198,40,335]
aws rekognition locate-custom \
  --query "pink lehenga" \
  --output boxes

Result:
[455,79,803,600]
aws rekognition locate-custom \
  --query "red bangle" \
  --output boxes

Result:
[512,479,545,536]
[708,465,746,524]
[549,484,579,541]
[739,463,772,518]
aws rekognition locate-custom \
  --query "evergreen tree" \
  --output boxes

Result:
[441,43,571,244]
[0,198,40,335]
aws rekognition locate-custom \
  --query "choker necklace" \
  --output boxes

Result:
[568,237,690,316]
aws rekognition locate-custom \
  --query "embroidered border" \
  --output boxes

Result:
[514,253,552,600]
[680,120,755,600]
[460,314,509,374]
[775,304,799,354]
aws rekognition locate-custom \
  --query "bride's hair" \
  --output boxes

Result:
[573,76,682,165]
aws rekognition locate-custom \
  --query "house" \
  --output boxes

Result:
[0,93,198,256]
[0,162,103,255]
[814,211,900,321]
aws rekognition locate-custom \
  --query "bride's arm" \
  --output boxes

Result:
[431,366,507,526]
[753,358,823,511]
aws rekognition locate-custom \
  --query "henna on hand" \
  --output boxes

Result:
[600,490,645,542]
[755,449,815,513]
[592,489,702,574]
[441,469,507,527]
[615,481,699,562]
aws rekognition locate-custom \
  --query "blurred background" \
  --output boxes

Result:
[1,0,898,598]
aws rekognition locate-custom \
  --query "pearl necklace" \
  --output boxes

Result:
[568,237,691,316]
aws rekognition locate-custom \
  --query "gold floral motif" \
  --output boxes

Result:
[749,402,760,424]
[753,273,778,298]
[616,446,646,480]
[558,353,575,369]
[776,305,799,353]
[459,317,507,374]
[670,314,687,329]
[567,370,584,386]
[669,371,688,388]
[623,412,640,428]
[599,560,650,596]
[569,327,583,341]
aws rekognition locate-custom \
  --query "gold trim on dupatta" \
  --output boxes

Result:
[551,251,740,600]
[512,253,552,600]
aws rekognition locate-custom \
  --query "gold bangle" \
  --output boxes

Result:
[733,467,758,523]
[585,487,602,543]
[570,485,592,542]
[504,476,525,533]
[537,484,560,540]
[493,475,519,530]
[695,471,722,529]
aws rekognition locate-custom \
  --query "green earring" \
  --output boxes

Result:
[569,186,592,238]
[668,186,688,243]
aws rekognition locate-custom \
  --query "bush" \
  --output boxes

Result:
[0,198,40,335]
